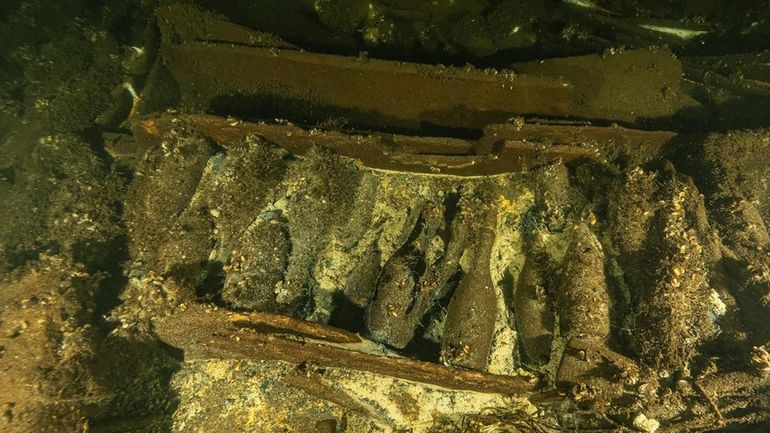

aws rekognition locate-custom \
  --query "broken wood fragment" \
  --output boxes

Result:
[132,114,678,176]
[229,310,362,344]
[159,40,573,130]
[282,370,375,417]
[150,6,705,130]
[483,123,679,166]
[155,304,539,395]
[156,4,298,50]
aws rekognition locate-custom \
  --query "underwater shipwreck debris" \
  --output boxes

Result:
[5,2,770,432]
[131,113,678,176]
[154,304,538,395]
[119,107,769,431]
[24,5,767,431]
[153,5,571,131]
[111,22,770,425]
[138,4,708,131]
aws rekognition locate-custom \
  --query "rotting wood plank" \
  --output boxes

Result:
[150,4,703,130]
[160,41,573,131]
[154,304,539,395]
[228,310,362,345]
[156,4,299,50]
[481,123,678,166]
[133,114,678,176]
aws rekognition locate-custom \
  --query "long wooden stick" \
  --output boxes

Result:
[155,304,539,395]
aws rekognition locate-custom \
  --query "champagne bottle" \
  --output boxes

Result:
[441,208,498,370]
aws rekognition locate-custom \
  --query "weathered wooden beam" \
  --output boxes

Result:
[151,5,705,130]
[228,310,361,344]
[156,5,574,132]
[132,114,677,175]
[156,5,298,50]
[154,304,539,395]
[482,123,679,166]
[161,40,573,131]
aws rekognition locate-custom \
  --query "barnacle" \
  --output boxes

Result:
[751,344,770,377]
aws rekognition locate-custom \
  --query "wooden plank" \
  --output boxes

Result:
[155,304,539,395]
[228,311,362,344]
[484,123,678,167]
[160,41,573,131]
[132,114,678,175]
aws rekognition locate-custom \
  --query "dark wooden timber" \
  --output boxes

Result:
[154,304,539,395]
[229,310,362,344]
[132,114,678,176]
[161,40,573,131]
[150,4,702,130]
